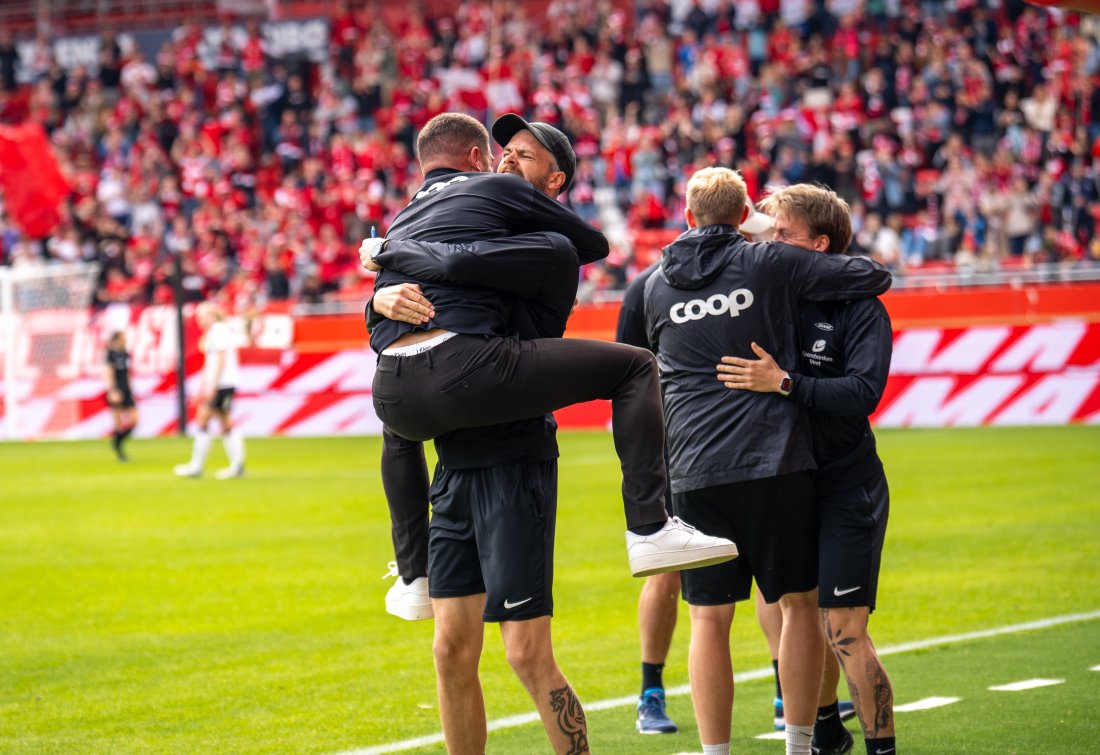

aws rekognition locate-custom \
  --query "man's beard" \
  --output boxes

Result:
[498,164,549,194]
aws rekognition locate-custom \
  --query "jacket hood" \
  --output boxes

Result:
[661,224,744,290]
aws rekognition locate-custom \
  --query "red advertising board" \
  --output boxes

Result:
[3,283,1099,440]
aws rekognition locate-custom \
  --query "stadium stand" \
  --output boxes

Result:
[0,0,1098,314]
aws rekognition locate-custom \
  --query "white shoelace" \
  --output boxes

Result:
[669,516,696,532]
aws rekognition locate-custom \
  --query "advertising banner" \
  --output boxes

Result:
[3,299,1100,440]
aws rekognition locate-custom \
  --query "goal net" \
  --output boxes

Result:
[0,262,101,440]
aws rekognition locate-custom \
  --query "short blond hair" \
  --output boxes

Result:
[758,184,853,254]
[686,167,748,227]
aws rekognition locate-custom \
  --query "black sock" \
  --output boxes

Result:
[817,700,840,720]
[866,736,895,755]
[111,430,121,449]
[772,659,782,699]
[641,662,664,695]
[629,522,664,536]
[120,425,134,440]
[814,700,846,744]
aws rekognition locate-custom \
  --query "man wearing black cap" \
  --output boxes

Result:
[366,114,736,579]
[364,113,735,754]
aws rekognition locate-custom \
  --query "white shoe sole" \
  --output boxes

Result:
[629,542,739,578]
[385,599,434,621]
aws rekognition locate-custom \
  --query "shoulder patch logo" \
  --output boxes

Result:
[413,174,470,201]
[814,322,834,331]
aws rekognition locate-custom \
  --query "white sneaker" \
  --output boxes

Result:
[625,517,739,577]
[173,463,201,478]
[215,465,245,480]
[383,561,433,620]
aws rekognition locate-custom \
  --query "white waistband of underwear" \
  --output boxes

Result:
[381,330,457,356]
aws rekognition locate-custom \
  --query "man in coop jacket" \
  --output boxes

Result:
[716,182,897,755]
[641,167,892,755]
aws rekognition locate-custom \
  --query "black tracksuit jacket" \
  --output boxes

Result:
[643,224,892,493]
[368,168,608,468]
[624,259,893,496]
[786,297,893,496]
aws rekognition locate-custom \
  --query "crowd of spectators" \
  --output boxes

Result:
[0,0,1099,311]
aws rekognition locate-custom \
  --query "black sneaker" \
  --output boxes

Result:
[811,726,854,755]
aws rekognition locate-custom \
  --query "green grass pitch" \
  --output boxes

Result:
[1,426,1098,753]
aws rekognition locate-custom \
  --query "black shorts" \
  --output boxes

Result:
[108,390,135,409]
[818,470,889,611]
[675,472,818,606]
[427,460,557,623]
[208,388,235,414]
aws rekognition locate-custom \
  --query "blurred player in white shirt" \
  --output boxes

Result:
[174,302,246,479]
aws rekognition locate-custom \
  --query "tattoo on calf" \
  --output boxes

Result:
[549,685,589,755]
[870,662,893,736]
[821,609,856,672]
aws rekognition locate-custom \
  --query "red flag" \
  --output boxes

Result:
[0,122,71,239]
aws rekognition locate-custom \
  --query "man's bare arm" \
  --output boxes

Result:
[372,283,436,326]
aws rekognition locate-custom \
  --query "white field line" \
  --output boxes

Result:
[342,609,1100,755]
[894,696,960,712]
[988,678,1064,691]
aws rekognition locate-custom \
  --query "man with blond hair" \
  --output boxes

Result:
[174,302,245,479]
[615,199,775,736]
[642,167,892,755]
[718,183,896,755]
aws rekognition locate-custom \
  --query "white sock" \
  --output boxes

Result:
[190,430,213,470]
[702,744,729,755]
[223,429,245,468]
[786,723,813,755]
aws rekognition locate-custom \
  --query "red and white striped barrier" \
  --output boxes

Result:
[3,305,1099,440]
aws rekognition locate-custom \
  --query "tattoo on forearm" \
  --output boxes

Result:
[549,685,589,755]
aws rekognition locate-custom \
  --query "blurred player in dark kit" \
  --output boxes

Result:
[104,331,137,461]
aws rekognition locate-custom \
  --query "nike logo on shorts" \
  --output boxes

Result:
[503,597,533,609]
[833,585,861,597]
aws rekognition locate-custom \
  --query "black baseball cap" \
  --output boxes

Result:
[491,113,576,191]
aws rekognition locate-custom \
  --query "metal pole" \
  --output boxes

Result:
[172,253,187,436]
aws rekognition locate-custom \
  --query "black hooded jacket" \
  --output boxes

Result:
[368,168,608,469]
[369,169,607,354]
[643,225,892,493]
